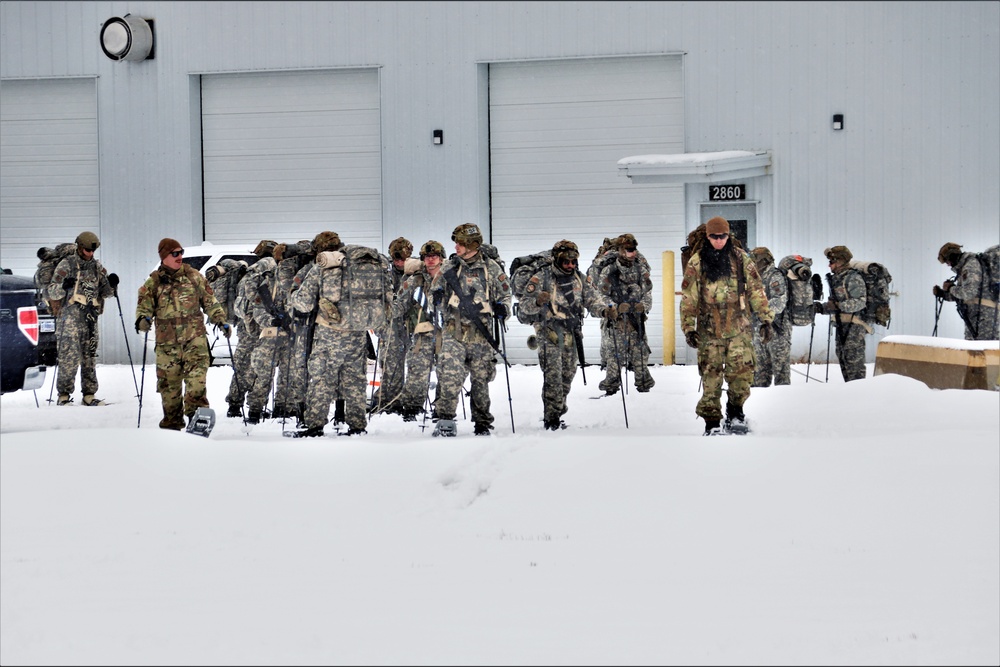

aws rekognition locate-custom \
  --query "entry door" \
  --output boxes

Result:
[700,203,757,250]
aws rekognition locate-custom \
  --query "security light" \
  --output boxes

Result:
[100,14,154,61]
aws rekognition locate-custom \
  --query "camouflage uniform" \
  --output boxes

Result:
[246,256,289,420]
[751,253,791,387]
[225,261,269,412]
[372,253,410,413]
[596,243,656,394]
[289,244,393,436]
[271,242,315,418]
[586,237,619,369]
[392,260,442,419]
[680,235,773,427]
[135,264,227,429]
[47,250,114,401]
[938,250,999,341]
[283,254,319,419]
[822,261,869,382]
[430,249,512,435]
[517,241,607,429]
[207,258,247,326]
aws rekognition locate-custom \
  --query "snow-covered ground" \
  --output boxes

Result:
[2,358,998,665]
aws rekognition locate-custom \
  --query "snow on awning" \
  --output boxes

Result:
[617,150,772,184]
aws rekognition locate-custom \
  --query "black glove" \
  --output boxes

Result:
[272,312,290,329]
[215,323,232,338]
[684,330,700,348]
[933,285,945,298]
[493,302,508,320]
[62,275,75,291]
[135,316,151,333]
[813,301,826,315]
[107,273,120,290]
[811,273,824,300]
[760,322,775,344]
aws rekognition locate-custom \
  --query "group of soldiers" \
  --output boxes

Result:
[42,224,996,438]
[190,225,656,437]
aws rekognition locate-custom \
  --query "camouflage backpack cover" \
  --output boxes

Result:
[318,244,391,331]
[777,254,817,326]
[978,244,1000,301]
[34,242,78,306]
[848,259,893,327]
[509,250,553,324]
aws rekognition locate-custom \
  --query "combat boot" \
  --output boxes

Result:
[703,418,723,436]
[226,402,243,418]
[474,423,494,436]
[246,408,262,425]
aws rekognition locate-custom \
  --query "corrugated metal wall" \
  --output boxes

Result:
[1,1,997,364]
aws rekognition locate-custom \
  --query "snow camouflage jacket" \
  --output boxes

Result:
[680,247,774,339]
[135,264,226,345]
[47,252,114,317]
[430,251,512,345]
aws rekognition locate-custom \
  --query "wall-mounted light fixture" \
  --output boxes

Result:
[832,114,844,131]
[100,14,154,61]
[432,130,444,145]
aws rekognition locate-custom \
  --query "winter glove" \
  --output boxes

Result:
[215,323,232,338]
[811,273,824,300]
[535,291,551,307]
[493,302,508,320]
[135,316,152,333]
[684,330,700,348]
[759,322,775,344]
[107,273,120,291]
[633,302,646,314]
[272,312,290,329]
[62,275,75,291]
[617,302,631,316]
[943,280,954,291]
[601,306,617,322]
[933,285,946,298]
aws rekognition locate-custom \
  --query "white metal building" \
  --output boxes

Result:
[2,1,997,366]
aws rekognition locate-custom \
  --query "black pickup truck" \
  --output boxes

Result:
[0,269,51,394]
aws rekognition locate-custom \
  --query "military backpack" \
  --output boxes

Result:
[509,250,553,325]
[848,260,893,327]
[777,254,817,326]
[34,243,77,306]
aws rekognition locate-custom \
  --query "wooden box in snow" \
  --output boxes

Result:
[874,335,1000,391]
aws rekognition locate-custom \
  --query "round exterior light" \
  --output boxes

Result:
[100,15,153,61]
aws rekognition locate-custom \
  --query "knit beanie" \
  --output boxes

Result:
[705,217,730,236]
[158,238,182,260]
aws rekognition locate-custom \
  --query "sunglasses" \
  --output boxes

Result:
[170,250,185,258]
[708,233,729,240]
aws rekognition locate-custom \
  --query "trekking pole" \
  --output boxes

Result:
[805,318,816,382]
[497,315,515,434]
[608,323,629,428]
[932,296,944,336]
[107,274,140,400]
[824,317,833,383]
[138,328,149,428]
[224,331,248,427]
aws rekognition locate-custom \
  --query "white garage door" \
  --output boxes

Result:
[201,69,382,248]
[489,56,685,366]
[0,78,99,276]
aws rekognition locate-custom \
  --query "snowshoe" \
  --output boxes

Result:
[186,407,216,438]
[432,419,457,437]
[289,425,325,438]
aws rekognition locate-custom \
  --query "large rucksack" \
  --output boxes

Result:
[327,244,391,331]
[977,244,1000,301]
[509,250,552,324]
[777,254,816,326]
[849,260,893,327]
[479,243,506,274]
[34,243,77,306]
